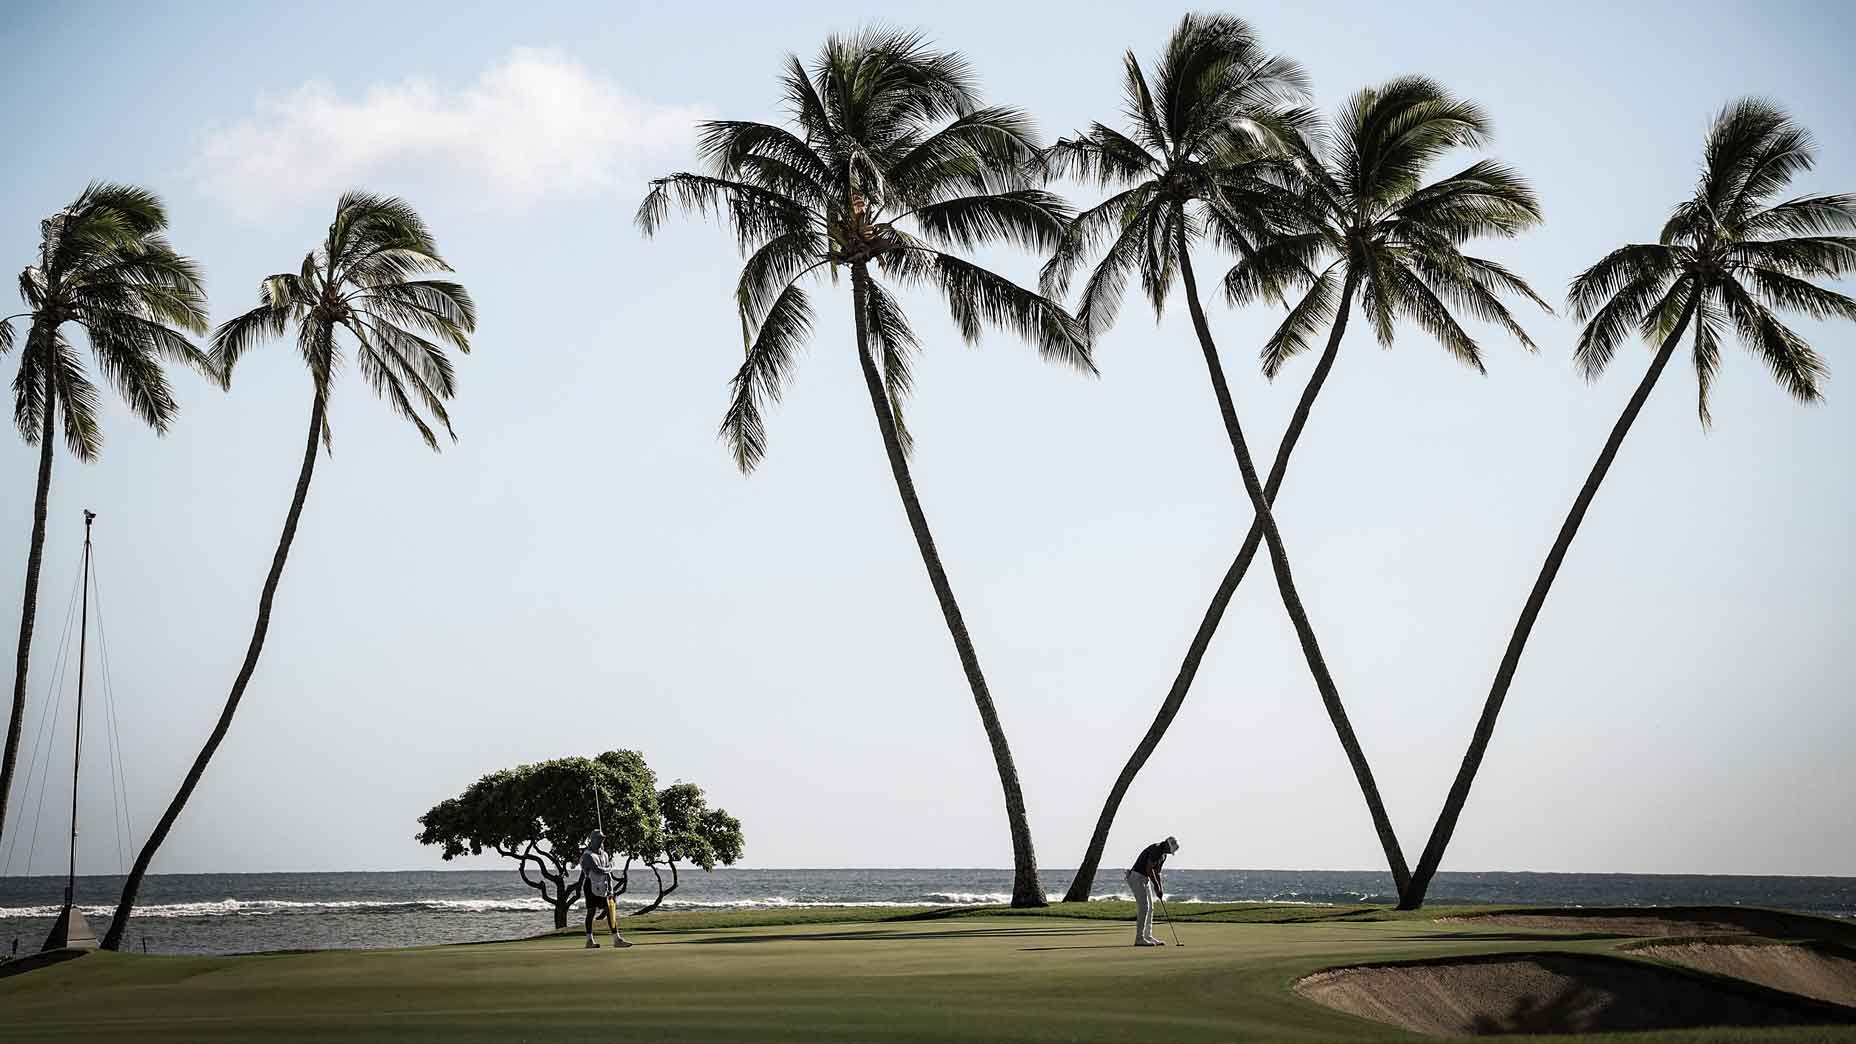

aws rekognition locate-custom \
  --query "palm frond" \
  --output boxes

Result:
[1746,266,1856,322]
[1568,244,1679,320]
[1223,232,1328,306]
[1729,235,1856,279]
[721,280,813,472]
[346,318,443,449]
[1740,193,1856,238]
[907,189,1070,253]
[1041,185,1155,300]
[635,173,810,250]
[50,332,104,460]
[1260,264,1342,379]
[861,277,921,456]
[1573,269,1682,380]
[1720,276,1828,404]
[1066,198,1158,339]
[1040,126,1159,188]
[1392,260,1485,372]
[1691,298,1725,427]
[898,246,1091,372]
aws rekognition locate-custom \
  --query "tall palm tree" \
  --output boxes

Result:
[0,183,209,846]
[102,192,475,948]
[637,29,1089,907]
[1403,98,1853,909]
[1053,70,1548,901]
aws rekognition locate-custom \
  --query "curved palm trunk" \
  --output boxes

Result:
[1062,272,1361,902]
[1178,241,1411,897]
[103,390,326,949]
[850,262,1046,907]
[1400,303,1697,910]
[0,355,58,844]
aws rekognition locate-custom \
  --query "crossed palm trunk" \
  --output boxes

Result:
[1061,271,1360,901]
[104,389,327,949]
[1175,232,1411,897]
[849,262,1045,907]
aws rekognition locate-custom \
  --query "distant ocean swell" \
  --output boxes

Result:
[0,890,1347,920]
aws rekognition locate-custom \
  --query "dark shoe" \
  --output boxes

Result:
[611,935,634,948]
[584,939,600,949]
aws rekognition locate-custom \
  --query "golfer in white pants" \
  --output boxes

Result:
[1125,836,1179,946]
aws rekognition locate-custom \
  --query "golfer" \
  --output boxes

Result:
[1126,836,1179,947]
[580,830,633,949]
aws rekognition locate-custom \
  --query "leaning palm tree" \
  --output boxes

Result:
[1,183,209,846]
[1402,98,1852,909]
[637,28,1089,907]
[103,192,475,948]
[1054,70,1548,902]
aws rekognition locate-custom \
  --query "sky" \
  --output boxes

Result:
[0,0,1850,884]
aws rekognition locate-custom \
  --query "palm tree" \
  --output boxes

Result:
[1402,98,1853,909]
[637,29,1089,907]
[0,183,209,846]
[102,192,475,948]
[1054,69,1548,901]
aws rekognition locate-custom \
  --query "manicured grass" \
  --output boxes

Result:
[4,907,1854,1042]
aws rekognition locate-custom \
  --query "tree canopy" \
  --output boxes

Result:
[417,752,745,923]
[417,752,659,926]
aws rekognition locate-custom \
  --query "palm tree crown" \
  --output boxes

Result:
[1569,98,1851,423]
[1230,76,1549,377]
[7,182,211,457]
[210,191,476,443]
[1040,13,1312,333]
[637,26,1090,470]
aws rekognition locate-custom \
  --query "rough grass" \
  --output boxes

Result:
[3,905,1854,1042]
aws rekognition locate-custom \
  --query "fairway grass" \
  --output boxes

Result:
[4,909,1855,1042]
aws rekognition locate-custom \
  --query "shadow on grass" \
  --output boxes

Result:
[681,925,1112,946]
[0,950,87,979]
[1397,931,1635,943]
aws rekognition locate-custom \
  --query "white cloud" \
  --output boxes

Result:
[196,48,709,218]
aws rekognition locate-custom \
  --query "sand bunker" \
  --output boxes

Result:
[1639,941,1856,1009]
[1294,953,1847,1036]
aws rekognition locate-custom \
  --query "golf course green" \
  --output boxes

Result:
[5,904,1856,1041]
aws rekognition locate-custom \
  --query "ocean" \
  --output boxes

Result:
[3,868,1850,956]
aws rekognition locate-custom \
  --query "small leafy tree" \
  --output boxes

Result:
[631,782,745,915]
[417,752,659,928]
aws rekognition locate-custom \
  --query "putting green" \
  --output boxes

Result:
[3,912,1853,1041]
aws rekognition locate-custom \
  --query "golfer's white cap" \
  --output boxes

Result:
[1165,835,1179,852]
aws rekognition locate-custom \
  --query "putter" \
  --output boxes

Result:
[1157,895,1183,948]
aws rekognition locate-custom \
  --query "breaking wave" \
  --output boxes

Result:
[0,891,1027,919]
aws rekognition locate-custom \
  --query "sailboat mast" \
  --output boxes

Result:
[66,509,94,906]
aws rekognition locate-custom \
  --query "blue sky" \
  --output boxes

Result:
[0,1,1850,879]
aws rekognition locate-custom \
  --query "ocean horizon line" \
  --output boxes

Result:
[6,866,1852,880]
